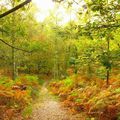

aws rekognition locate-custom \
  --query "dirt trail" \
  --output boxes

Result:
[30,84,85,120]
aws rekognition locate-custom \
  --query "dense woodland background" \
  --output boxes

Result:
[0,0,120,120]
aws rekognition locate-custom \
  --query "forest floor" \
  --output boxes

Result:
[30,83,85,120]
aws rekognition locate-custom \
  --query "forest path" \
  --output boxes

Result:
[30,83,85,120]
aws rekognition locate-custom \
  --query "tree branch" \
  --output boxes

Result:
[79,24,120,32]
[73,0,79,5]
[0,0,31,18]
[0,38,31,53]
[93,24,120,29]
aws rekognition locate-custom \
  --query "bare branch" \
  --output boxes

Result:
[93,24,120,29]
[0,38,31,53]
[0,0,31,18]
[73,0,79,5]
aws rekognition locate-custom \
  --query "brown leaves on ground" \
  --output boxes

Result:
[0,75,40,120]
[50,75,120,120]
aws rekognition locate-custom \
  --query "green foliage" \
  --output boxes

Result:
[38,79,45,85]
[63,77,73,87]
[71,91,78,97]
[75,98,82,103]
[15,75,41,99]
[25,75,39,82]
[0,76,8,85]
[113,88,120,94]
[1,0,120,119]
[0,76,14,87]
[95,67,106,80]
[22,104,33,118]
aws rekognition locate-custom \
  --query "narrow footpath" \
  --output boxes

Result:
[30,84,85,120]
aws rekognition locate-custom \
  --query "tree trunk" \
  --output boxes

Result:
[74,45,78,74]
[106,37,110,85]
[12,46,16,80]
[11,2,16,80]
[106,69,109,85]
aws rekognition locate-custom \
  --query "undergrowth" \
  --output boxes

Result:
[0,75,42,120]
[50,74,120,120]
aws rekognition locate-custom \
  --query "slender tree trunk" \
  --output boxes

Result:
[106,38,110,85]
[106,69,109,85]
[65,45,70,76]
[87,63,92,80]
[74,45,78,74]
[54,39,59,80]
[12,43,16,80]
[11,1,16,80]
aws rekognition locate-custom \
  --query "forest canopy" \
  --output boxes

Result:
[0,0,120,120]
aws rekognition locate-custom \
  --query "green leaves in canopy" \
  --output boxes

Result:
[118,0,120,3]
[100,52,112,69]
[29,41,41,52]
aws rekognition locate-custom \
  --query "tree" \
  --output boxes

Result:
[0,0,35,80]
